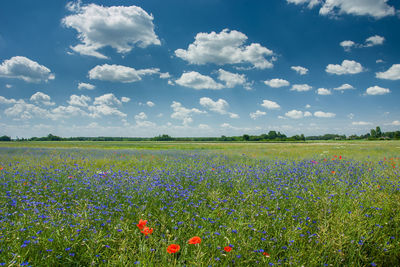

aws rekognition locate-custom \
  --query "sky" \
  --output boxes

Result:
[0,0,399,138]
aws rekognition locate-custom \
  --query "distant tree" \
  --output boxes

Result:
[268,131,277,139]
[0,135,11,141]
[370,129,376,138]
[242,134,250,141]
[375,126,382,138]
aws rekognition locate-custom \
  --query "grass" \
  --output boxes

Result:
[0,141,399,266]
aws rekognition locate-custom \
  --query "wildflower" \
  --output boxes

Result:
[331,171,335,174]
[263,252,270,257]
[137,219,147,230]
[188,236,201,244]
[224,246,232,252]
[141,227,153,236]
[167,244,180,254]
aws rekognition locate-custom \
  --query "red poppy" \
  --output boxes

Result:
[188,236,201,244]
[137,219,147,230]
[331,171,336,174]
[0,167,3,170]
[224,246,232,252]
[339,156,342,159]
[167,244,180,254]
[141,226,153,236]
[263,252,270,257]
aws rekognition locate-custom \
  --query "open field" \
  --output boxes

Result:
[0,141,399,266]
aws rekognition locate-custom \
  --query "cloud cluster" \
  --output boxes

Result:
[365,86,390,95]
[291,84,312,92]
[175,29,274,69]
[291,66,308,75]
[88,64,161,83]
[287,0,396,19]
[250,110,266,120]
[199,97,238,118]
[78,82,95,90]
[261,99,280,110]
[326,60,363,75]
[340,35,385,51]
[0,56,55,83]
[376,64,400,80]
[264,78,290,88]
[30,92,55,106]
[63,3,160,58]
[170,101,205,125]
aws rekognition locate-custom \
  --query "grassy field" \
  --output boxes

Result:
[0,141,399,266]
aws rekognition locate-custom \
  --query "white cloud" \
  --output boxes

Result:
[121,97,130,103]
[264,78,290,88]
[387,120,400,126]
[250,110,266,120]
[305,104,311,109]
[159,72,171,79]
[326,60,363,75]
[291,84,312,92]
[288,0,397,19]
[88,105,126,118]
[304,111,312,117]
[261,99,280,110]
[317,88,332,95]
[135,112,147,120]
[314,111,336,118]
[51,105,87,119]
[376,59,384,64]
[93,93,122,106]
[217,69,250,89]
[366,86,390,95]
[199,97,229,114]
[198,124,211,130]
[78,82,95,90]
[0,56,55,83]
[175,29,274,69]
[68,94,91,107]
[135,120,156,128]
[0,96,17,104]
[376,64,400,80]
[285,110,306,119]
[30,92,55,106]
[62,3,160,59]
[334,83,354,90]
[175,71,224,90]
[340,40,356,51]
[229,113,239,119]
[170,101,205,125]
[146,101,155,107]
[89,64,160,83]
[291,66,308,75]
[4,101,49,120]
[347,113,354,119]
[5,84,12,88]
[365,35,385,47]
[352,121,372,126]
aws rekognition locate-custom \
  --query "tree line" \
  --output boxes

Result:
[1,126,399,142]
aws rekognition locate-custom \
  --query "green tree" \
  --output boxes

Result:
[375,126,382,138]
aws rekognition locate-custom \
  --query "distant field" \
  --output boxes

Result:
[0,141,399,266]
[1,140,400,160]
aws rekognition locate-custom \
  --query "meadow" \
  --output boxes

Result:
[0,141,399,266]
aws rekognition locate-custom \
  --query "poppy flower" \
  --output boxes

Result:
[141,227,153,236]
[167,244,180,254]
[137,219,147,230]
[263,252,270,257]
[224,246,232,252]
[188,236,201,244]
[331,171,336,174]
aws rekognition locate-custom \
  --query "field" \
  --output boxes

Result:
[0,141,399,266]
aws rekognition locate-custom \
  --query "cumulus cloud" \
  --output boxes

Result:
[89,64,160,83]
[285,110,309,119]
[287,0,397,19]
[121,97,130,103]
[62,3,160,59]
[175,29,274,69]
[376,64,400,80]
[314,111,336,118]
[264,78,290,88]
[217,69,250,89]
[51,105,87,119]
[30,92,55,106]
[4,101,49,120]
[366,86,390,95]
[199,97,239,118]
[5,84,12,88]
[291,66,308,75]
[250,110,266,120]
[135,112,147,120]
[78,82,95,90]
[146,101,155,107]
[326,60,363,75]
[305,104,311,109]
[170,101,205,125]
[175,71,224,90]
[0,56,55,83]
[68,94,91,107]
[93,93,122,106]
[317,88,332,95]
[387,120,400,126]
[291,84,312,92]
[340,40,356,51]
[352,121,372,126]
[0,96,17,104]
[334,83,354,90]
[88,105,126,118]
[365,35,385,47]
[261,99,280,110]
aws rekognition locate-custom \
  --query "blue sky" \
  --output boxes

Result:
[0,0,399,138]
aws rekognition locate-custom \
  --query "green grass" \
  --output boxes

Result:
[0,142,399,266]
